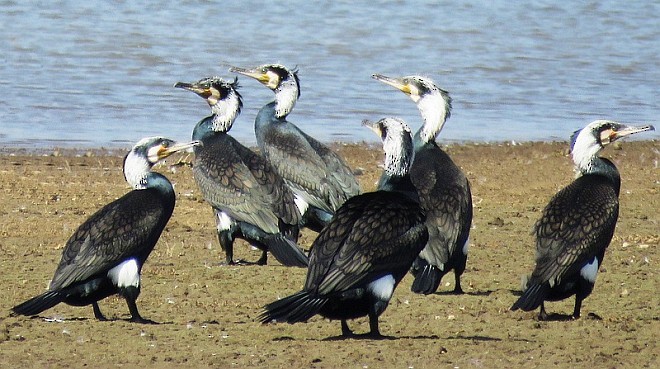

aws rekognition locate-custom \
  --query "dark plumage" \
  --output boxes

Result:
[260,117,428,338]
[511,120,654,319]
[12,137,199,323]
[373,74,472,294]
[230,64,361,232]
[174,77,307,267]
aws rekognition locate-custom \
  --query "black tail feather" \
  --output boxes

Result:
[12,290,65,316]
[266,235,309,267]
[511,283,548,312]
[260,291,326,324]
[410,258,444,295]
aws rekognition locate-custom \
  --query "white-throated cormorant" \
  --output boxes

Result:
[511,120,654,319]
[12,137,199,323]
[373,74,472,295]
[174,77,307,267]
[229,64,361,233]
[259,117,428,338]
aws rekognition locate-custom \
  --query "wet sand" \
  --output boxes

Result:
[1,141,657,368]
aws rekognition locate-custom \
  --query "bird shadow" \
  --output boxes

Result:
[538,312,602,322]
[433,289,494,297]
[446,334,502,342]
[509,289,524,297]
[281,333,502,342]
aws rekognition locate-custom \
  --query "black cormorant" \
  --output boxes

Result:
[372,74,472,295]
[12,137,199,323]
[174,77,307,267]
[229,64,361,232]
[259,117,428,338]
[511,120,654,320]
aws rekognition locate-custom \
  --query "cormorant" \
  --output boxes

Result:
[229,64,361,232]
[511,120,654,320]
[372,74,472,295]
[12,137,199,323]
[259,117,428,338]
[174,77,307,267]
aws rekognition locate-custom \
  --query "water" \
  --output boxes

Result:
[1,0,658,150]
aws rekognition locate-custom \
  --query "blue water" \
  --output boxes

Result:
[1,1,658,149]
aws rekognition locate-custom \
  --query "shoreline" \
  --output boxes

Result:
[1,138,657,157]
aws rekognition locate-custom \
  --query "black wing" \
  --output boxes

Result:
[531,175,619,286]
[304,191,428,295]
[261,122,357,213]
[194,135,300,233]
[411,145,472,266]
[49,189,170,290]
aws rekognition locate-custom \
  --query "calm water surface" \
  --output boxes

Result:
[1,1,659,149]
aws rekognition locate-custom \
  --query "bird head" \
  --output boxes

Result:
[363,117,414,179]
[174,77,242,132]
[230,64,300,118]
[570,120,654,172]
[124,137,200,189]
[372,74,452,143]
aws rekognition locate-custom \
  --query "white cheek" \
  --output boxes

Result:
[108,259,140,288]
[216,212,234,232]
[580,257,599,283]
[147,146,162,163]
[367,274,395,301]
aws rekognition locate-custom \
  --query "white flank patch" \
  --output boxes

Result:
[580,257,599,283]
[367,274,395,301]
[293,195,309,216]
[216,212,234,232]
[108,259,140,288]
[462,236,470,255]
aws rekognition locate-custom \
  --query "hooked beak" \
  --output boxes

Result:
[362,119,382,138]
[372,74,411,94]
[229,66,270,84]
[610,124,655,142]
[158,140,201,160]
[174,82,212,99]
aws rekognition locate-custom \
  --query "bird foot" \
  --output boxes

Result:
[129,316,158,324]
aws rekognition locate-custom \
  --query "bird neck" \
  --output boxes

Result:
[192,116,217,141]
[575,157,621,194]
[208,99,238,132]
[123,154,174,194]
[377,144,417,200]
[377,173,419,202]
[415,90,451,144]
[273,80,298,119]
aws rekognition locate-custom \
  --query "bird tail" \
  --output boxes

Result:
[259,291,326,324]
[410,257,444,295]
[266,235,309,267]
[12,290,65,316]
[511,282,548,312]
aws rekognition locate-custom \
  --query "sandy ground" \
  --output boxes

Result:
[0,140,657,368]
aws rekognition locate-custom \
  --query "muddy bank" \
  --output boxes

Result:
[1,141,657,368]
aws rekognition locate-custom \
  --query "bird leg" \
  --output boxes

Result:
[452,272,464,294]
[92,302,107,321]
[122,286,157,324]
[126,297,156,324]
[366,310,384,339]
[538,302,549,321]
[256,250,268,266]
[572,295,583,319]
[341,320,354,337]
[218,231,235,265]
